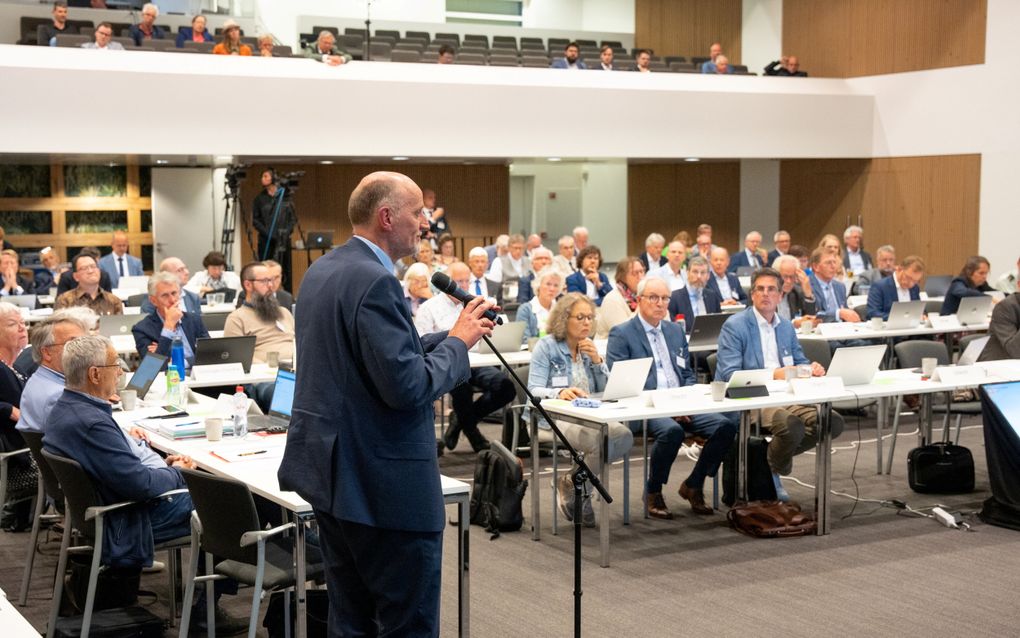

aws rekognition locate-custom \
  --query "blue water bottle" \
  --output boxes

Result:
[170,337,186,376]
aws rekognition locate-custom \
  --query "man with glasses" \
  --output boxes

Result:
[132,272,208,365]
[667,255,721,331]
[141,257,202,316]
[16,311,92,433]
[774,254,817,328]
[81,22,124,50]
[607,277,737,517]
[54,254,123,315]
[866,255,925,320]
[224,262,294,364]
[715,267,844,501]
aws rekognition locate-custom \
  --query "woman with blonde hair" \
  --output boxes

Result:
[0,302,34,531]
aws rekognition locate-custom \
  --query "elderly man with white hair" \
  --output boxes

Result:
[638,232,667,273]
[402,262,434,317]
[128,3,166,46]
[728,230,765,273]
[516,246,553,303]
[303,29,352,66]
[768,230,791,265]
[553,235,577,276]
[842,225,872,275]
[485,234,510,267]
[572,226,590,254]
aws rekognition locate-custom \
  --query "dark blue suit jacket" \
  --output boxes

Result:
[279,238,470,533]
[707,272,747,303]
[131,308,209,363]
[941,277,992,315]
[766,249,783,266]
[128,24,167,46]
[667,286,722,332]
[810,274,849,321]
[715,309,808,381]
[565,271,613,306]
[606,315,695,389]
[728,249,763,273]
[866,275,919,320]
[140,289,202,316]
[516,272,535,304]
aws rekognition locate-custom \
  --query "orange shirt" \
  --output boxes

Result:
[212,43,252,56]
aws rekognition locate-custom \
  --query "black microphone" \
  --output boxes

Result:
[431,272,503,325]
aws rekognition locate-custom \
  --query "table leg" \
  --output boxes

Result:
[737,411,750,502]
[641,420,648,519]
[530,413,540,541]
[920,394,933,446]
[457,495,470,637]
[599,423,609,568]
[293,512,307,638]
[876,396,886,474]
[815,402,833,535]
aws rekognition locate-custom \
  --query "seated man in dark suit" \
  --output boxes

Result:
[637,233,667,274]
[715,268,844,501]
[767,230,791,266]
[728,231,765,273]
[467,247,502,301]
[667,256,721,331]
[0,249,34,297]
[774,255,817,327]
[852,244,896,296]
[978,288,1020,361]
[565,245,613,306]
[55,246,112,296]
[866,255,925,320]
[132,272,209,368]
[707,247,747,305]
[516,247,553,304]
[140,257,202,316]
[809,250,860,323]
[607,277,736,517]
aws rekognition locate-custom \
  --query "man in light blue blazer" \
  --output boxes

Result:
[99,231,144,289]
[607,277,736,517]
[549,42,587,69]
[809,250,859,323]
[866,256,925,320]
[715,267,844,500]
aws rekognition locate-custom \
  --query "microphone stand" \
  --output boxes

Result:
[478,333,612,638]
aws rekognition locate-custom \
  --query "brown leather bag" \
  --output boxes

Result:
[727,500,817,538]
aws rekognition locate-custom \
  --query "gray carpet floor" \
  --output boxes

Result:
[2,410,1019,637]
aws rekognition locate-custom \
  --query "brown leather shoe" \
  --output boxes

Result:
[679,481,714,515]
[644,492,674,520]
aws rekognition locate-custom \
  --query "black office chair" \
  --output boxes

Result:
[200,312,228,332]
[178,469,324,638]
[125,293,148,308]
[18,431,64,607]
[925,275,953,298]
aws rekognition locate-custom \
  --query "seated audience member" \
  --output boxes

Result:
[415,262,514,452]
[517,247,553,303]
[176,14,212,47]
[707,247,747,305]
[56,247,112,296]
[98,230,143,289]
[525,234,543,258]
[672,230,693,251]
[465,247,500,300]
[565,245,612,306]
[607,278,737,517]
[262,259,294,312]
[213,20,251,55]
[128,3,166,46]
[693,232,713,260]
[402,262,433,317]
[397,238,440,280]
[767,230,791,265]
[728,231,765,273]
[700,42,725,73]
[423,189,451,243]
[866,255,925,320]
[435,233,458,268]
[764,55,807,76]
[550,41,586,69]
[638,233,667,273]
[16,311,91,434]
[484,234,508,267]
[708,54,732,74]
[668,256,720,330]
[594,257,645,340]
[54,253,123,315]
[633,49,652,72]
[81,22,124,50]
[572,226,590,254]
[517,268,563,339]
[809,250,859,322]
[994,256,1020,294]
[38,2,70,46]
[33,247,66,293]
[529,293,634,526]
[0,227,11,251]
[256,34,276,57]
[553,235,578,276]
[0,302,33,529]
[304,30,352,66]
[0,249,35,297]
[186,251,241,299]
[942,255,998,315]
[789,244,812,273]
[715,267,844,501]
[842,225,872,275]
[978,286,1020,361]
[649,240,688,292]
[774,254,818,327]
[596,45,615,70]
[223,262,294,364]
[132,272,208,366]
[853,244,896,295]
[437,44,455,64]
[141,257,201,316]
[818,233,843,262]
[487,234,532,296]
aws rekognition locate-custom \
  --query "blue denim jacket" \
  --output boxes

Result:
[526,335,608,427]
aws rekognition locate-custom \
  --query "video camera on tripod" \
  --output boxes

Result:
[274,170,305,191]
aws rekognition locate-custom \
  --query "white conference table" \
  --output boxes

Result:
[0,586,39,638]
[112,399,472,638]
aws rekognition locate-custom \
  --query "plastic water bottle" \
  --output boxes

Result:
[170,337,186,377]
[232,385,248,438]
[166,365,183,411]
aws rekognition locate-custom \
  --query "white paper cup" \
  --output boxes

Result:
[921,357,938,378]
[120,389,137,411]
[870,317,883,330]
[205,417,224,442]
[267,351,280,368]
[711,381,727,402]
[799,321,813,335]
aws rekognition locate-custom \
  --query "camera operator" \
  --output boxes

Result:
[251,168,297,290]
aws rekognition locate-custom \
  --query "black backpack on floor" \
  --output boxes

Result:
[469,440,528,538]
[722,436,777,507]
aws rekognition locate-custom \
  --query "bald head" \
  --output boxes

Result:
[159,256,189,286]
[348,171,426,262]
[111,230,129,256]
[348,171,421,227]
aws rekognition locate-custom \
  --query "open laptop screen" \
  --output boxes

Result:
[269,369,296,418]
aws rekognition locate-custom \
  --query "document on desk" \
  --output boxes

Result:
[135,415,230,440]
[209,445,284,463]
[816,323,860,337]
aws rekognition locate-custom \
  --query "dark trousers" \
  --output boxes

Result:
[449,366,515,432]
[630,413,736,493]
[313,509,442,637]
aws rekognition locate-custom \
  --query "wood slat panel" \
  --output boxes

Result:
[784,0,986,78]
[628,162,741,257]
[635,0,742,61]
[779,155,981,278]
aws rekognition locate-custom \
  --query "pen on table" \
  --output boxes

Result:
[237,450,267,457]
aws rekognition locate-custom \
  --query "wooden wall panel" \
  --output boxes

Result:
[635,0,742,62]
[783,0,986,78]
[779,155,981,278]
[628,162,741,257]
[238,164,508,294]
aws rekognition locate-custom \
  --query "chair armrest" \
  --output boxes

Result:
[239,522,296,547]
[85,499,140,520]
[0,448,31,461]
[155,488,190,500]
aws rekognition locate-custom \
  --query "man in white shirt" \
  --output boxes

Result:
[487,233,532,292]
[638,233,667,273]
[649,240,688,291]
[81,22,124,50]
[842,225,872,275]
[597,45,615,70]
[415,262,514,453]
[767,231,791,265]
[707,247,746,305]
[728,231,765,273]
[994,257,1020,294]
[572,226,589,255]
[467,247,499,301]
[553,235,577,276]
[98,231,143,289]
[525,234,543,258]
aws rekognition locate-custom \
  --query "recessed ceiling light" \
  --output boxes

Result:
[684,157,700,162]
[107,162,119,167]
[392,156,409,161]
[547,157,561,162]
[320,160,334,165]
[216,155,233,161]
[155,159,169,165]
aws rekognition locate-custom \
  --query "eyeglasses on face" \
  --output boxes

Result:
[570,314,595,322]
[753,286,780,295]
[640,294,668,304]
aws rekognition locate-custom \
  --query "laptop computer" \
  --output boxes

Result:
[99,314,144,337]
[116,275,150,292]
[194,336,256,373]
[686,313,729,347]
[476,321,526,354]
[593,357,653,401]
[125,352,168,399]
[305,231,334,250]
[955,295,993,326]
[958,335,990,366]
[826,344,887,386]
[726,369,772,398]
[248,368,296,432]
[6,294,37,309]
[885,300,926,330]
